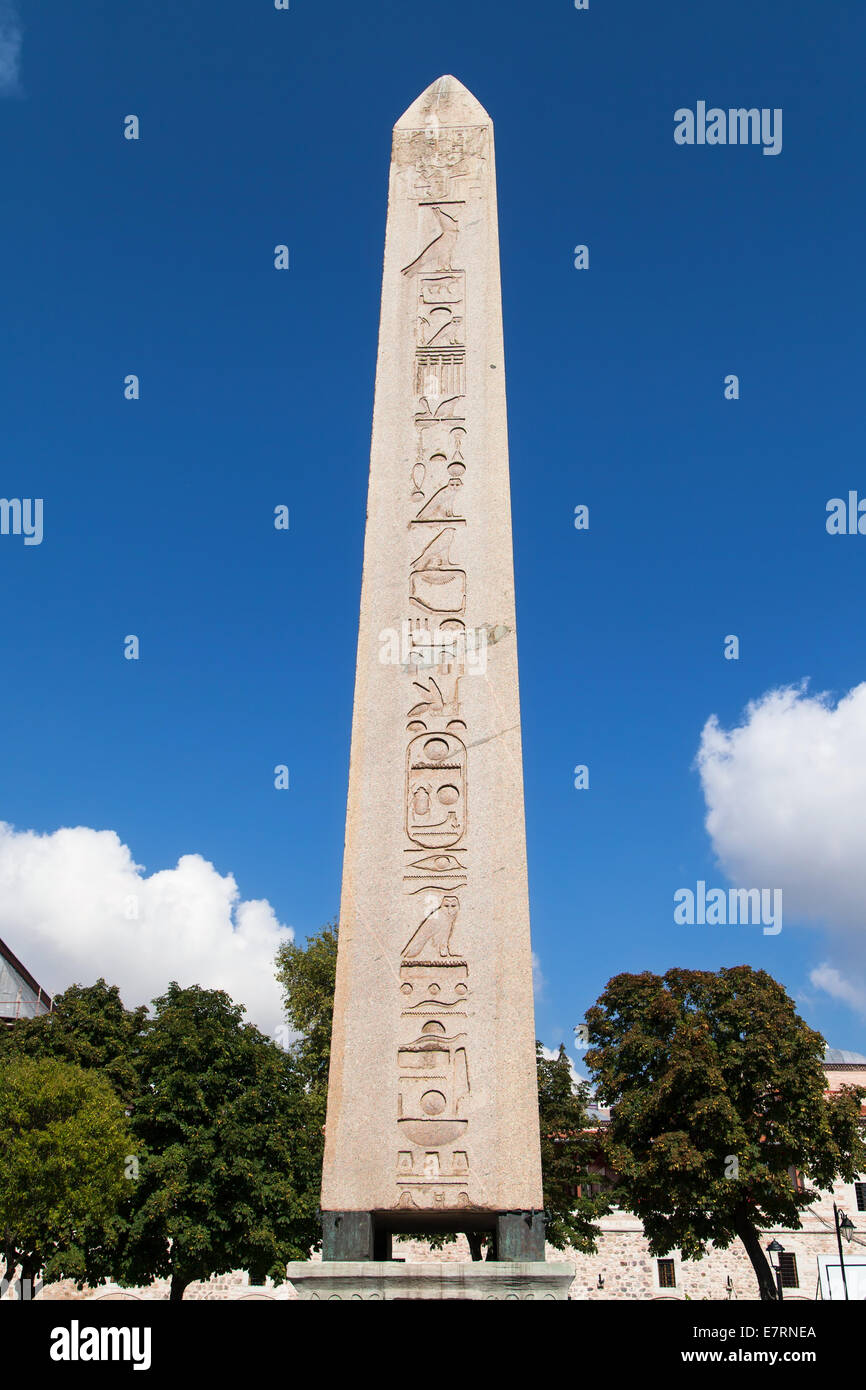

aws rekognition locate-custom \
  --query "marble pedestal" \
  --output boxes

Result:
[285,1261,573,1301]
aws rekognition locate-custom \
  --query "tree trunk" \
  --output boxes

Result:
[169,1273,189,1302]
[18,1255,39,1301]
[733,1207,779,1301]
[1,1247,17,1298]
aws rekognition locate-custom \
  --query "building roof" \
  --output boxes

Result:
[0,935,52,1019]
[824,1046,866,1065]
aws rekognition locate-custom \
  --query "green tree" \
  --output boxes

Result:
[0,979,146,1106]
[117,982,321,1301]
[537,1042,611,1250]
[584,966,866,1300]
[273,922,338,1213]
[0,1057,132,1298]
[274,921,337,1099]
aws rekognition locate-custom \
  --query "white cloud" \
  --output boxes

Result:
[809,964,866,1016]
[531,950,545,998]
[540,1042,586,1090]
[696,681,866,1015]
[0,1,22,96]
[0,821,294,1036]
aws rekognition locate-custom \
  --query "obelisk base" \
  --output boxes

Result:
[285,1261,573,1301]
[322,1211,547,1262]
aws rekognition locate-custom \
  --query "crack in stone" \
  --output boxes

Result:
[467,722,520,750]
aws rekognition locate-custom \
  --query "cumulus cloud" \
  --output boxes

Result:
[0,1,22,96]
[696,682,866,1015]
[0,821,294,1036]
[809,964,866,1016]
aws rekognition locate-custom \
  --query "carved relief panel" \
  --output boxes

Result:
[397,1021,470,1147]
[393,135,483,1206]
[406,735,466,849]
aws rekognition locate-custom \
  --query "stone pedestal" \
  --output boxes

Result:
[286,1262,573,1301]
[322,1210,546,1262]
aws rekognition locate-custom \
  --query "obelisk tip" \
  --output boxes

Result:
[395,75,491,130]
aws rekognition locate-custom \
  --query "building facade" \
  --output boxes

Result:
[0,936,52,1025]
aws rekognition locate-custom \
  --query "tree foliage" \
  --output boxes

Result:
[0,980,147,1106]
[274,922,338,1097]
[273,923,338,1202]
[537,1042,611,1250]
[117,982,322,1300]
[584,966,866,1299]
[1,976,323,1298]
[0,1057,132,1297]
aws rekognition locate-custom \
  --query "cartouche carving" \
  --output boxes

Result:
[397,1020,470,1147]
[406,734,466,848]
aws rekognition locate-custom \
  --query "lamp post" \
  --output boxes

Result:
[833,1204,855,1301]
[765,1238,785,1301]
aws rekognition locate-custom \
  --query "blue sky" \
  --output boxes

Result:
[2,0,865,1052]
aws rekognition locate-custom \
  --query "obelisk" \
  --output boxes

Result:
[312,76,551,1282]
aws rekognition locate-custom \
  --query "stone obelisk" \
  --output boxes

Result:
[297,78,561,1294]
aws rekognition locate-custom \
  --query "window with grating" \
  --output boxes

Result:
[657,1258,676,1289]
[855,1181,866,1212]
[779,1253,799,1289]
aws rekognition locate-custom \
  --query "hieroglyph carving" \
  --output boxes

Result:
[392,125,487,201]
[395,134,481,1204]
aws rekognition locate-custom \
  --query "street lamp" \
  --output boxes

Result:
[765,1238,785,1301]
[833,1204,856,1301]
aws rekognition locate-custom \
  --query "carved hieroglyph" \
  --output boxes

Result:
[321,76,543,1217]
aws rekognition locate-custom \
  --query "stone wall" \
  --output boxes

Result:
[23,1271,293,1301]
